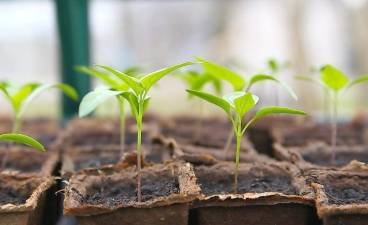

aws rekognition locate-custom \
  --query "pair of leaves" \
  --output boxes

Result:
[79,61,194,118]
[297,64,368,93]
[196,57,297,100]
[0,133,45,151]
[0,82,78,117]
[186,89,305,124]
[176,70,222,96]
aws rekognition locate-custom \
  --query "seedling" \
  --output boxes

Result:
[265,58,291,105]
[187,89,305,192]
[76,65,141,154]
[0,133,45,169]
[0,81,78,133]
[196,57,297,152]
[79,61,194,202]
[317,65,368,161]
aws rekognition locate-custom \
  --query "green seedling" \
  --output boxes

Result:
[265,58,291,105]
[79,61,194,202]
[0,81,78,133]
[76,65,141,155]
[317,65,368,161]
[187,89,305,192]
[196,57,297,152]
[0,133,45,169]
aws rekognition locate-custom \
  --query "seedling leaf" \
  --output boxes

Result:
[97,65,143,94]
[141,61,195,91]
[254,106,306,121]
[196,57,246,91]
[320,65,348,91]
[79,89,124,117]
[76,66,123,89]
[12,83,40,111]
[186,89,230,113]
[346,75,368,90]
[0,133,45,151]
[233,92,259,118]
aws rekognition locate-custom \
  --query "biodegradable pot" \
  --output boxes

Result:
[62,137,175,177]
[0,146,58,177]
[247,116,312,156]
[191,161,320,225]
[64,163,200,225]
[273,142,368,169]
[309,162,368,225]
[0,174,54,225]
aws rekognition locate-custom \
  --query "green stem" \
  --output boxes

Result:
[118,100,126,156]
[12,112,21,133]
[136,100,144,203]
[331,92,338,162]
[234,131,241,194]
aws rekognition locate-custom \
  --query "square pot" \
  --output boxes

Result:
[0,174,54,225]
[0,146,58,177]
[191,161,320,225]
[63,163,200,225]
[310,162,368,225]
[274,142,368,169]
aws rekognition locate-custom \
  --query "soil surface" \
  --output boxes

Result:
[0,147,48,172]
[322,174,368,205]
[302,151,368,167]
[73,168,179,206]
[0,175,42,205]
[195,164,297,196]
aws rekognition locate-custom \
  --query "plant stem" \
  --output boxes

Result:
[331,92,338,162]
[12,113,21,133]
[233,132,241,194]
[118,99,126,157]
[195,100,203,141]
[136,102,143,203]
[223,130,234,156]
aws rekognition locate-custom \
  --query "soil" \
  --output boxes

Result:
[276,123,366,147]
[69,166,179,206]
[0,175,43,205]
[302,151,368,167]
[194,163,297,196]
[321,174,368,205]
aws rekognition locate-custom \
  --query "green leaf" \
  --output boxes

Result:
[120,92,139,118]
[18,83,78,118]
[320,65,349,92]
[97,65,143,95]
[79,89,124,117]
[0,133,45,151]
[186,89,231,113]
[196,56,246,91]
[268,59,279,72]
[0,81,11,99]
[123,66,142,77]
[75,66,123,89]
[233,92,259,118]
[191,73,212,91]
[141,61,194,91]
[143,96,151,113]
[12,83,40,111]
[346,75,368,90]
[254,106,306,121]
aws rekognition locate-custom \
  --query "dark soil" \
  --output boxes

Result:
[302,151,368,167]
[317,173,368,205]
[0,148,48,172]
[0,175,42,205]
[73,153,121,172]
[279,124,365,147]
[73,168,179,206]
[195,164,297,196]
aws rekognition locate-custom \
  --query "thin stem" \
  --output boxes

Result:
[323,88,329,122]
[233,130,242,194]
[136,99,144,203]
[118,99,126,157]
[331,92,338,162]
[195,100,203,141]
[224,130,234,155]
[12,112,21,133]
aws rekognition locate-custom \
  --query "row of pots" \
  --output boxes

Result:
[0,115,367,225]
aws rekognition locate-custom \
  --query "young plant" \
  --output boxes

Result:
[265,58,291,105]
[0,81,78,133]
[196,57,297,152]
[318,65,368,160]
[187,89,305,192]
[76,65,141,154]
[79,61,194,202]
[0,133,45,169]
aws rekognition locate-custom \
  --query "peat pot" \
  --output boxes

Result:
[190,161,320,225]
[63,163,200,225]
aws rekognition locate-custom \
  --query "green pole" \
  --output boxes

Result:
[55,0,91,120]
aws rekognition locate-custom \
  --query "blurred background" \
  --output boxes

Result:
[0,0,367,120]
